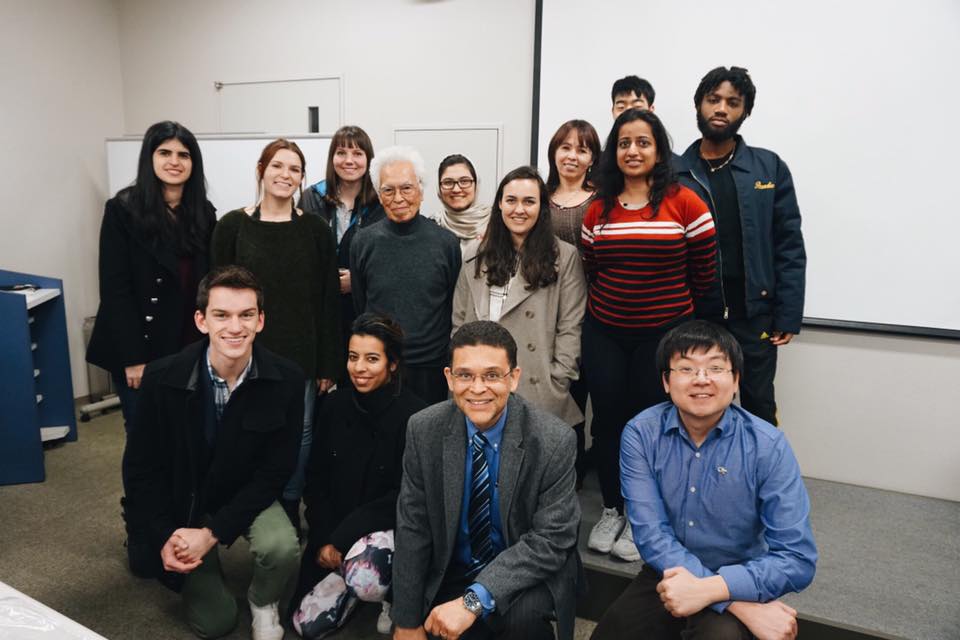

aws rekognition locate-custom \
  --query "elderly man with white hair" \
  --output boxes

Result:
[350,146,461,404]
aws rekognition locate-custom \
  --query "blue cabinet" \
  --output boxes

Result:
[0,269,77,485]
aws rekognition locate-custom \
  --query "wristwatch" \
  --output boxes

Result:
[462,590,484,616]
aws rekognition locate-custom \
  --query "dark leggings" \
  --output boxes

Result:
[581,316,668,512]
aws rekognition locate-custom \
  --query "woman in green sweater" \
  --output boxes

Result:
[211,138,341,530]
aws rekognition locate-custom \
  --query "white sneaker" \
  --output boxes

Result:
[611,521,641,561]
[588,507,625,553]
[249,599,284,640]
[377,601,392,634]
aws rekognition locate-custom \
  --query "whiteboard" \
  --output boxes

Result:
[106,135,332,216]
[537,0,960,333]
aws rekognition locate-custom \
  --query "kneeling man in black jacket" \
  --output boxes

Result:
[123,265,303,640]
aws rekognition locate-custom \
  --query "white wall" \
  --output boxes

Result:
[0,0,124,398]
[779,331,960,502]
[117,0,536,191]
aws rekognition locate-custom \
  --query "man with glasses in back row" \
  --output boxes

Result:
[350,146,461,404]
[591,320,817,640]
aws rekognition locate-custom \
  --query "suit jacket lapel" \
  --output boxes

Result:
[442,418,466,557]
[497,396,525,542]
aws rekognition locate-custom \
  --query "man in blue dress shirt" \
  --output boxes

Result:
[392,321,581,640]
[591,320,816,640]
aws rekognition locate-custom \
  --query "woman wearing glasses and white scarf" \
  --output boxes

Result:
[434,154,490,253]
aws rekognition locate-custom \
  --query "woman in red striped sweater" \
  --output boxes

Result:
[581,109,718,561]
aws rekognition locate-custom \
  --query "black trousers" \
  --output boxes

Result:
[581,317,668,511]
[569,368,589,487]
[720,314,779,426]
[405,365,450,406]
[591,566,753,640]
[429,573,555,640]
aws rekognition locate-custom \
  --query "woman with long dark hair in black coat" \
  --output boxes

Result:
[87,120,215,430]
[86,121,215,577]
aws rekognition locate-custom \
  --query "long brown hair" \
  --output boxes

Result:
[475,166,559,290]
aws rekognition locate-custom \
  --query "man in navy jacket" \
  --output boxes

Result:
[674,66,806,426]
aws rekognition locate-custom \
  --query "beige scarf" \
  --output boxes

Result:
[437,201,491,241]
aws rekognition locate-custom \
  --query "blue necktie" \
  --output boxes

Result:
[467,432,494,575]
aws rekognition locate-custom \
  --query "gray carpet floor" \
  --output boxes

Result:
[0,408,596,639]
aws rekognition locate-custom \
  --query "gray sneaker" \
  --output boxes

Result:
[611,521,641,562]
[377,601,392,634]
[588,507,625,553]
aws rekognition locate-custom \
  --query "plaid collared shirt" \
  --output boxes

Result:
[205,348,254,423]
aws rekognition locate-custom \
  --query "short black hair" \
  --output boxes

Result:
[694,66,756,116]
[611,75,656,106]
[351,311,405,372]
[449,321,517,369]
[196,265,264,312]
[655,320,744,379]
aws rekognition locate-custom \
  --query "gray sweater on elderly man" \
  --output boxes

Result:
[350,214,461,366]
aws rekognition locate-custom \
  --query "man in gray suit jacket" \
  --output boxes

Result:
[392,321,580,640]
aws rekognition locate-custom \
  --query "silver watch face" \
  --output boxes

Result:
[463,591,483,614]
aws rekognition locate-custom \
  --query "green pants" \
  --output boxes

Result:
[181,501,300,639]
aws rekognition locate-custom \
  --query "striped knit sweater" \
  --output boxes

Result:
[580,185,717,330]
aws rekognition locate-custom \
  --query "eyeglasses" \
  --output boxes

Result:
[439,177,475,191]
[669,366,732,380]
[379,184,419,199]
[451,370,513,386]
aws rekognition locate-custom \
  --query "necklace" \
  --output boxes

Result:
[704,144,736,173]
[552,190,591,209]
[619,199,649,210]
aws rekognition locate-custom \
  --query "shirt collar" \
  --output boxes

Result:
[205,347,254,390]
[661,404,737,444]
[465,406,508,450]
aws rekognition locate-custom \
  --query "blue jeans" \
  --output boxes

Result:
[283,379,317,501]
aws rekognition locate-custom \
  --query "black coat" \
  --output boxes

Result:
[122,340,304,591]
[292,381,425,604]
[86,193,216,374]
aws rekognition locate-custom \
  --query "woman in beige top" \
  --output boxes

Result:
[452,166,586,426]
